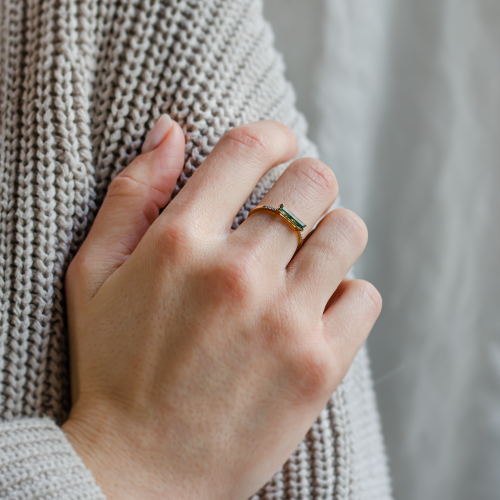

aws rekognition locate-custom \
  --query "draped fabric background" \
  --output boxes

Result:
[264,1,500,500]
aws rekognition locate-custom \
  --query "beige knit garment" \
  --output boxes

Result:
[0,0,392,498]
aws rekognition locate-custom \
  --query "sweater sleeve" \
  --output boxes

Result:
[0,418,105,500]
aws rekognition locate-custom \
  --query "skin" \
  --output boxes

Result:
[62,119,382,500]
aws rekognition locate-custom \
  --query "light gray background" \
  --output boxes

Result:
[264,1,500,499]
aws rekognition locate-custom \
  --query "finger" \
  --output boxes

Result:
[322,279,382,378]
[73,115,185,298]
[287,209,368,313]
[230,158,339,269]
[162,121,298,235]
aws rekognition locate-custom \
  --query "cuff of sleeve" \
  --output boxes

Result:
[0,417,106,499]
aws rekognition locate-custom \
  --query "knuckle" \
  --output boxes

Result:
[294,159,338,197]
[357,280,383,319]
[212,251,261,304]
[291,337,333,398]
[106,171,147,200]
[329,209,368,248]
[222,125,274,163]
[155,218,199,262]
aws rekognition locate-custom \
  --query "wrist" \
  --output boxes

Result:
[62,406,197,500]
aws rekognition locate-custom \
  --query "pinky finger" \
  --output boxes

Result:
[323,279,382,377]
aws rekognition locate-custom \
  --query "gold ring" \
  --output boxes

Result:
[248,204,306,251]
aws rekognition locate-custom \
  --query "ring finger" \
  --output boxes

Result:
[230,157,338,268]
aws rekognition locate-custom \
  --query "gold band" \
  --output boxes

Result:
[248,204,306,251]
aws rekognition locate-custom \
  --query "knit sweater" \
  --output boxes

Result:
[0,0,392,498]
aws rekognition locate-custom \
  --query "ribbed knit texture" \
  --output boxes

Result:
[0,418,105,499]
[0,0,392,498]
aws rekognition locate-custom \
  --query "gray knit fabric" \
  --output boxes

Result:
[0,418,105,499]
[0,0,391,498]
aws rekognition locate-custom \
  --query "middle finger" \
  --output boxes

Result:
[163,121,297,235]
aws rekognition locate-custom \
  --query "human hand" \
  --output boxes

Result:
[62,116,381,500]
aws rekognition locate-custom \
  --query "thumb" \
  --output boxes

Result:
[74,114,185,298]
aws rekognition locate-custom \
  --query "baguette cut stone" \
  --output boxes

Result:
[278,204,306,230]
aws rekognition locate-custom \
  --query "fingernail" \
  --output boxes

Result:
[142,114,173,154]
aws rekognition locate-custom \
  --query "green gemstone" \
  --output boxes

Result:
[279,204,306,230]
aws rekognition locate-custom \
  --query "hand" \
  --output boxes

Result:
[62,116,381,500]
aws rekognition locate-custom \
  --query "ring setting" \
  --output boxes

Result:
[248,203,306,250]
